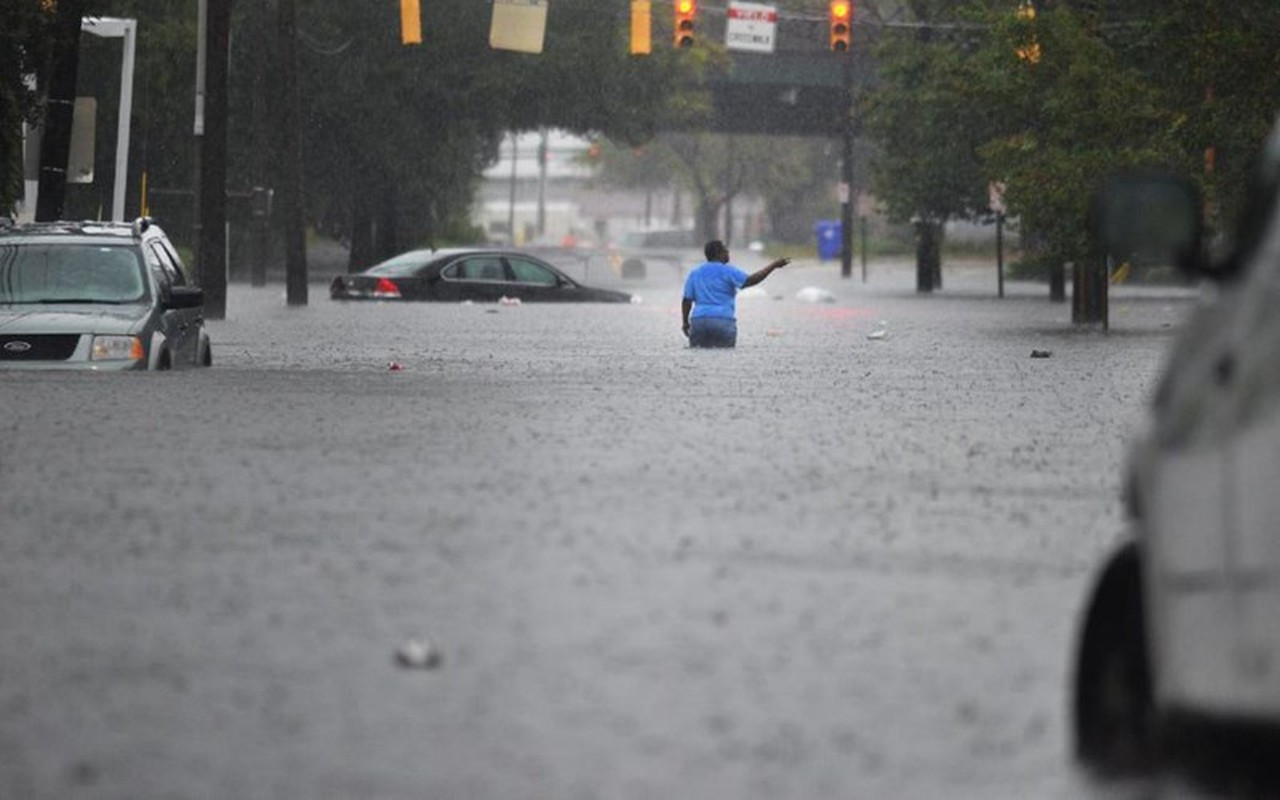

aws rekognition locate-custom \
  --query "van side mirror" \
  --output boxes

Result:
[1092,174,1206,278]
[167,285,205,309]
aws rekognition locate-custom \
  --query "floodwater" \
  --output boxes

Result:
[0,256,1222,798]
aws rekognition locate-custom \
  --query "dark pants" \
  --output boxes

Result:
[689,317,737,348]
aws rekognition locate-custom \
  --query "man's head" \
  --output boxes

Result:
[704,240,729,263]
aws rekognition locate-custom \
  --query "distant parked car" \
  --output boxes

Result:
[1073,117,1280,776]
[330,248,633,303]
[611,228,699,280]
[0,218,210,370]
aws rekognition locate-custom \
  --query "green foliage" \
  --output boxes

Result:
[863,0,1280,271]
[864,12,994,227]
[0,1,106,214]
[5,0,708,248]
[974,5,1183,266]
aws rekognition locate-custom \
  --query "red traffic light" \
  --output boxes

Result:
[829,1,852,51]
[674,0,696,47]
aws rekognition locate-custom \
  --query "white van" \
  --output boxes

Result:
[1074,117,1280,776]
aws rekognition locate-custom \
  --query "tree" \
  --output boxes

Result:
[863,4,997,292]
[0,2,55,215]
[291,0,716,269]
[1,0,107,218]
[972,4,1181,284]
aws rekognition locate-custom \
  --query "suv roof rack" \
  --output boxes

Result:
[0,219,158,239]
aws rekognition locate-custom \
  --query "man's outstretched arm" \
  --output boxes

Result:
[743,257,791,288]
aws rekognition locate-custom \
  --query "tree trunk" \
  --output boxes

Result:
[1072,257,1108,326]
[915,219,942,293]
[697,199,716,243]
[376,182,399,261]
[348,205,374,272]
[1049,261,1066,302]
[278,0,307,305]
[35,0,85,221]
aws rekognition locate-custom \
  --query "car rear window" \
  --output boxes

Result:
[365,251,437,276]
[0,243,147,304]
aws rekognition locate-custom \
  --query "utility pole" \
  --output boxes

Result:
[35,0,86,221]
[197,0,230,319]
[279,0,308,305]
[192,0,206,248]
[250,0,269,287]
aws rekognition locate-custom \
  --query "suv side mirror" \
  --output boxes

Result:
[1092,174,1206,278]
[167,285,205,309]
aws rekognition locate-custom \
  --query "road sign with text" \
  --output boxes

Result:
[725,2,776,54]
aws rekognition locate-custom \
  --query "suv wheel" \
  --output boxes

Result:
[1073,541,1158,774]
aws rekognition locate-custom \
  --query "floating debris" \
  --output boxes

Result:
[498,296,522,306]
[395,637,442,669]
[795,286,837,304]
[388,361,404,371]
[1030,350,1052,359]
[867,320,889,340]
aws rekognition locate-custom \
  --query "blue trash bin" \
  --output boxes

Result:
[815,220,842,261]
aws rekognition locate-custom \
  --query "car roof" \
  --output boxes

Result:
[367,247,552,270]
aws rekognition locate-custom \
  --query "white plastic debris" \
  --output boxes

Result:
[498,296,522,306]
[795,286,837,304]
[395,636,442,669]
[629,294,644,304]
[867,320,889,340]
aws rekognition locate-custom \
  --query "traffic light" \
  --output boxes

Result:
[631,0,652,55]
[674,0,696,48]
[400,0,421,46]
[829,1,852,52]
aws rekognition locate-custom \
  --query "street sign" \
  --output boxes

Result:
[989,181,1007,215]
[725,1,776,54]
[490,0,549,54]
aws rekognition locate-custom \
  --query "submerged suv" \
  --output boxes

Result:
[0,218,210,370]
[1074,118,1280,775]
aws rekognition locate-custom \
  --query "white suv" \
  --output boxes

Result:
[1074,118,1280,776]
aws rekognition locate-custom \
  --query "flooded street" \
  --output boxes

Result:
[0,258,1205,798]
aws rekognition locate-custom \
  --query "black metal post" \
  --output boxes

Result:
[839,51,854,279]
[996,212,1005,298]
[35,0,85,221]
[197,0,229,319]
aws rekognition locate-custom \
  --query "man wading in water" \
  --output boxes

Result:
[681,240,790,348]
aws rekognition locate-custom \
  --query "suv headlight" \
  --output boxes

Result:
[91,335,144,361]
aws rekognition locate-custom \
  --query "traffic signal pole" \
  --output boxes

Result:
[829,1,854,279]
[840,51,854,280]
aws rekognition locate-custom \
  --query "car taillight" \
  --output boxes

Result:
[373,278,401,299]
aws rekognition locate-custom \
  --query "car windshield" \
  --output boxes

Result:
[0,243,147,304]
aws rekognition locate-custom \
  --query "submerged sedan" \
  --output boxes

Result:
[330,248,632,303]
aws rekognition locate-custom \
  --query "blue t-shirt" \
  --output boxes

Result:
[683,261,748,320]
